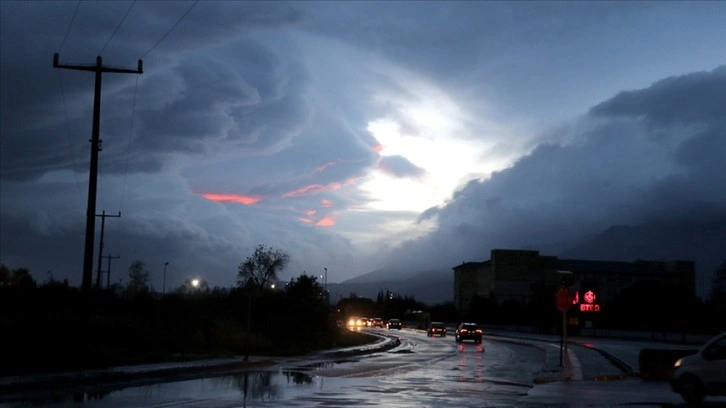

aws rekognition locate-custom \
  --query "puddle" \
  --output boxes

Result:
[0,370,326,407]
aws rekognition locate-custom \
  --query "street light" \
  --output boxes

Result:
[163,262,169,293]
[324,267,328,304]
[191,278,200,288]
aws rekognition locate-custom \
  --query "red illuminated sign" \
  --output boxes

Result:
[579,290,601,312]
[580,303,601,312]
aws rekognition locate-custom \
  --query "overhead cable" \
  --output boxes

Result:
[58,0,82,53]
[99,0,137,55]
[139,0,199,60]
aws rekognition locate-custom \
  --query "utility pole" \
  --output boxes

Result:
[53,53,142,292]
[95,211,121,288]
[104,254,120,289]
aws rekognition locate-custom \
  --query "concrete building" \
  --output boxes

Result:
[453,249,696,314]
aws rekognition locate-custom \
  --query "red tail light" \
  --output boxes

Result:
[476,329,482,333]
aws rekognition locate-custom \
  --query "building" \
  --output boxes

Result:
[453,249,696,314]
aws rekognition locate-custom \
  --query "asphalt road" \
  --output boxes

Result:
[3,328,722,407]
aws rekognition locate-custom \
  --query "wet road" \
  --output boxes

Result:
[3,328,547,407]
[5,328,721,407]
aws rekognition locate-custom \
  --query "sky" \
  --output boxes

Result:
[1,1,725,295]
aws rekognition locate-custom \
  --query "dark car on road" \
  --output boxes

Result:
[387,318,402,330]
[455,323,482,344]
[427,322,447,337]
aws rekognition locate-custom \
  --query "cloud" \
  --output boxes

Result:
[385,65,726,285]
[2,2,724,296]
[200,193,262,205]
[377,155,426,179]
[282,179,356,199]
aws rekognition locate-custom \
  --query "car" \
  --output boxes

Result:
[347,317,363,328]
[455,323,482,344]
[387,318,402,330]
[427,322,447,337]
[372,317,384,328]
[671,332,726,404]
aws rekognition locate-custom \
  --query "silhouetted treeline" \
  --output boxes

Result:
[0,269,366,376]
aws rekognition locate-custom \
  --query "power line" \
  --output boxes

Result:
[115,75,140,254]
[56,70,86,209]
[59,0,82,53]
[98,0,136,55]
[140,0,199,60]
[119,75,139,214]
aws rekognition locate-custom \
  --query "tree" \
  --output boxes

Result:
[127,260,150,294]
[0,265,36,290]
[237,244,290,290]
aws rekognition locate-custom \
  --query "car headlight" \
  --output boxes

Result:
[673,358,682,368]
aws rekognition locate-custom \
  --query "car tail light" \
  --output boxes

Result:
[461,329,468,333]
[476,329,482,333]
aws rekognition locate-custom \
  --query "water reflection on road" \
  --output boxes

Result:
[4,329,718,407]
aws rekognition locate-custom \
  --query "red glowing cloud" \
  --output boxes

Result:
[372,144,383,153]
[316,216,335,227]
[298,217,314,224]
[201,193,262,205]
[305,209,316,216]
[314,161,336,173]
[321,199,332,208]
[283,179,356,198]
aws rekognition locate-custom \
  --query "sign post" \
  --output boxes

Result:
[556,287,572,380]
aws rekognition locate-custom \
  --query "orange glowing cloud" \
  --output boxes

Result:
[201,193,262,205]
[283,179,356,198]
[305,209,316,216]
[316,216,336,227]
[314,161,336,173]
[321,199,332,208]
[372,144,383,153]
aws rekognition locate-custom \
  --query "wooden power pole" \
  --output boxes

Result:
[53,54,142,292]
[95,211,121,288]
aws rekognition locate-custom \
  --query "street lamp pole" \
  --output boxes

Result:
[163,262,169,294]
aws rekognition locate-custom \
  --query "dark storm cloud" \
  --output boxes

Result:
[590,66,726,126]
[136,41,310,156]
[0,1,307,181]
[388,66,726,288]
[377,155,426,179]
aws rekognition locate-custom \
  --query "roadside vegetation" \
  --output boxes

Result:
[0,245,371,376]
[2,251,724,377]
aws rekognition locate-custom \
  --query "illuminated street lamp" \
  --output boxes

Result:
[191,278,200,288]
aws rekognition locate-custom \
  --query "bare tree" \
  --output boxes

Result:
[127,260,150,294]
[237,244,290,289]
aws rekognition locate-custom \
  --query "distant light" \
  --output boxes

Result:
[271,283,276,289]
[191,279,200,287]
